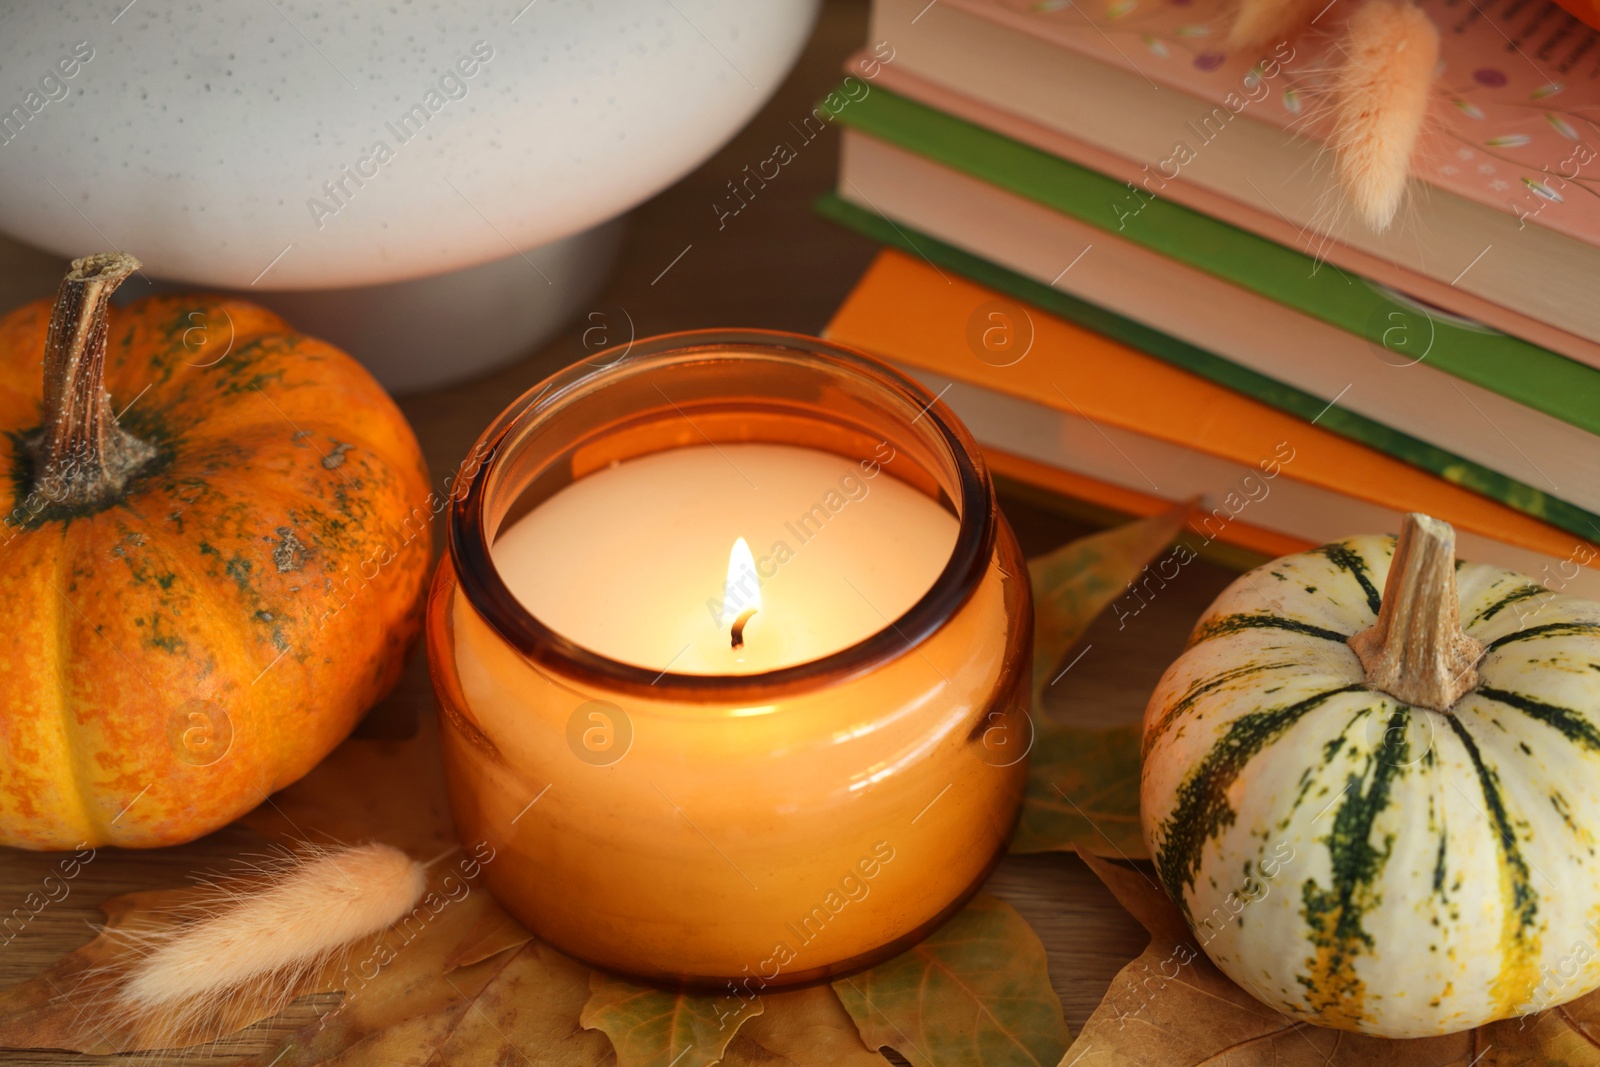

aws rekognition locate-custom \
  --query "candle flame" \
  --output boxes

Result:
[724,538,760,648]
[724,537,760,616]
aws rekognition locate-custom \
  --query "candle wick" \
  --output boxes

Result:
[730,607,758,650]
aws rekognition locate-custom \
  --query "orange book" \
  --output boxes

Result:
[825,250,1600,595]
[982,447,1306,562]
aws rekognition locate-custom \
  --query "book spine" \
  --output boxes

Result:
[815,192,1600,544]
[831,86,1600,437]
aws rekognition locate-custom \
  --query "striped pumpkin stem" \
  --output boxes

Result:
[1348,513,1484,712]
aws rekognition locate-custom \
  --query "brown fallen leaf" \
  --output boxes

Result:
[229,871,529,1066]
[425,939,616,1067]
[12,507,1214,1067]
[833,892,1069,1067]
[1011,506,1192,862]
[581,971,764,1067]
[1027,502,1192,706]
[720,985,889,1067]
[440,905,535,973]
[0,846,533,1059]
[0,653,548,1063]
[1069,849,1600,1066]
[0,883,340,1054]
[1009,723,1144,861]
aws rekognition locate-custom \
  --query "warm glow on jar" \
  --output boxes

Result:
[427,330,1032,986]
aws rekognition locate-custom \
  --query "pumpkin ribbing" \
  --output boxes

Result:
[0,253,432,849]
[1141,518,1600,1037]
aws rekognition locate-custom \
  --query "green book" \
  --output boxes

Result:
[816,192,1600,542]
[830,86,1600,439]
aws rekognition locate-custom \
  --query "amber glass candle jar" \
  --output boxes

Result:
[427,330,1031,987]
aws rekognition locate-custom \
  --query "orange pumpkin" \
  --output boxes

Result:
[0,253,432,849]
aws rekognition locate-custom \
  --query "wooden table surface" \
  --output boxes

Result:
[0,3,1245,1060]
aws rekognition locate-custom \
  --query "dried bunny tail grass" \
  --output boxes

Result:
[1228,0,1325,52]
[1330,0,1439,230]
[109,843,424,1037]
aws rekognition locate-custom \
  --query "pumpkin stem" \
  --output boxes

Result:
[30,252,156,508]
[1348,513,1484,713]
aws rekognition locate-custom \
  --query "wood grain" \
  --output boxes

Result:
[0,2,1243,1059]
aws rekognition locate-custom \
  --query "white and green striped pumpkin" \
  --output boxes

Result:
[1141,514,1600,1038]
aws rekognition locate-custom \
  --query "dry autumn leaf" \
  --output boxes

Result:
[580,971,764,1067]
[0,660,597,1067]
[1069,849,1600,1066]
[440,904,537,973]
[720,985,888,1067]
[832,893,1069,1067]
[1012,506,1192,862]
[0,684,878,1067]
[1009,724,1144,861]
[1026,503,1192,705]
[229,871,552,1067]
[3,501,1209,1065]
[0,883,343,1054]
[418,939,617,1067]
[0,851,528,1061]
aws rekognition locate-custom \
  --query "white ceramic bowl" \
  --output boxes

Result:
[0,1,818,290]
[157,216,629,393]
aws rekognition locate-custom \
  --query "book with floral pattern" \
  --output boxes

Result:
[940,0,1600,246]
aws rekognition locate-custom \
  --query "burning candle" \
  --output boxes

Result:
[428,331,1031,986]
[489,442,961,676]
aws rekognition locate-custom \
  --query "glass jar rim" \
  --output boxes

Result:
[447,329,997,701]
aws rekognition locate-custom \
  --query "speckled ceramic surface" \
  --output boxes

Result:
[0,1,818,289]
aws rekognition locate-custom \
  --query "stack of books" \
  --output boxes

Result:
[821,0,1600,595]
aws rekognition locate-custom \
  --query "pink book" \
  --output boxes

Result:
[864,57,1600,370]
[938,0,1600,246]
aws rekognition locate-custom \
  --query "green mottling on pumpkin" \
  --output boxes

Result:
[1296,705,1410,1029]
[225,556,253,591]
[1450,722,1534,906]
[1488,622,1600,653]
[1154,683,1366,919]
[1480,687,1600,753]
[1443,714,1543,1016]
[1143,659,1303,757]
[1287,767,1318,821]
[1432,829,1448,897]
[1190,613,1349,647]
[1474,584,1548,624]
[218,368,288,397]
[1316,542,1383,616]
[331,485,362,522]
[217,337,271,364]
[1550,790,1579,836]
